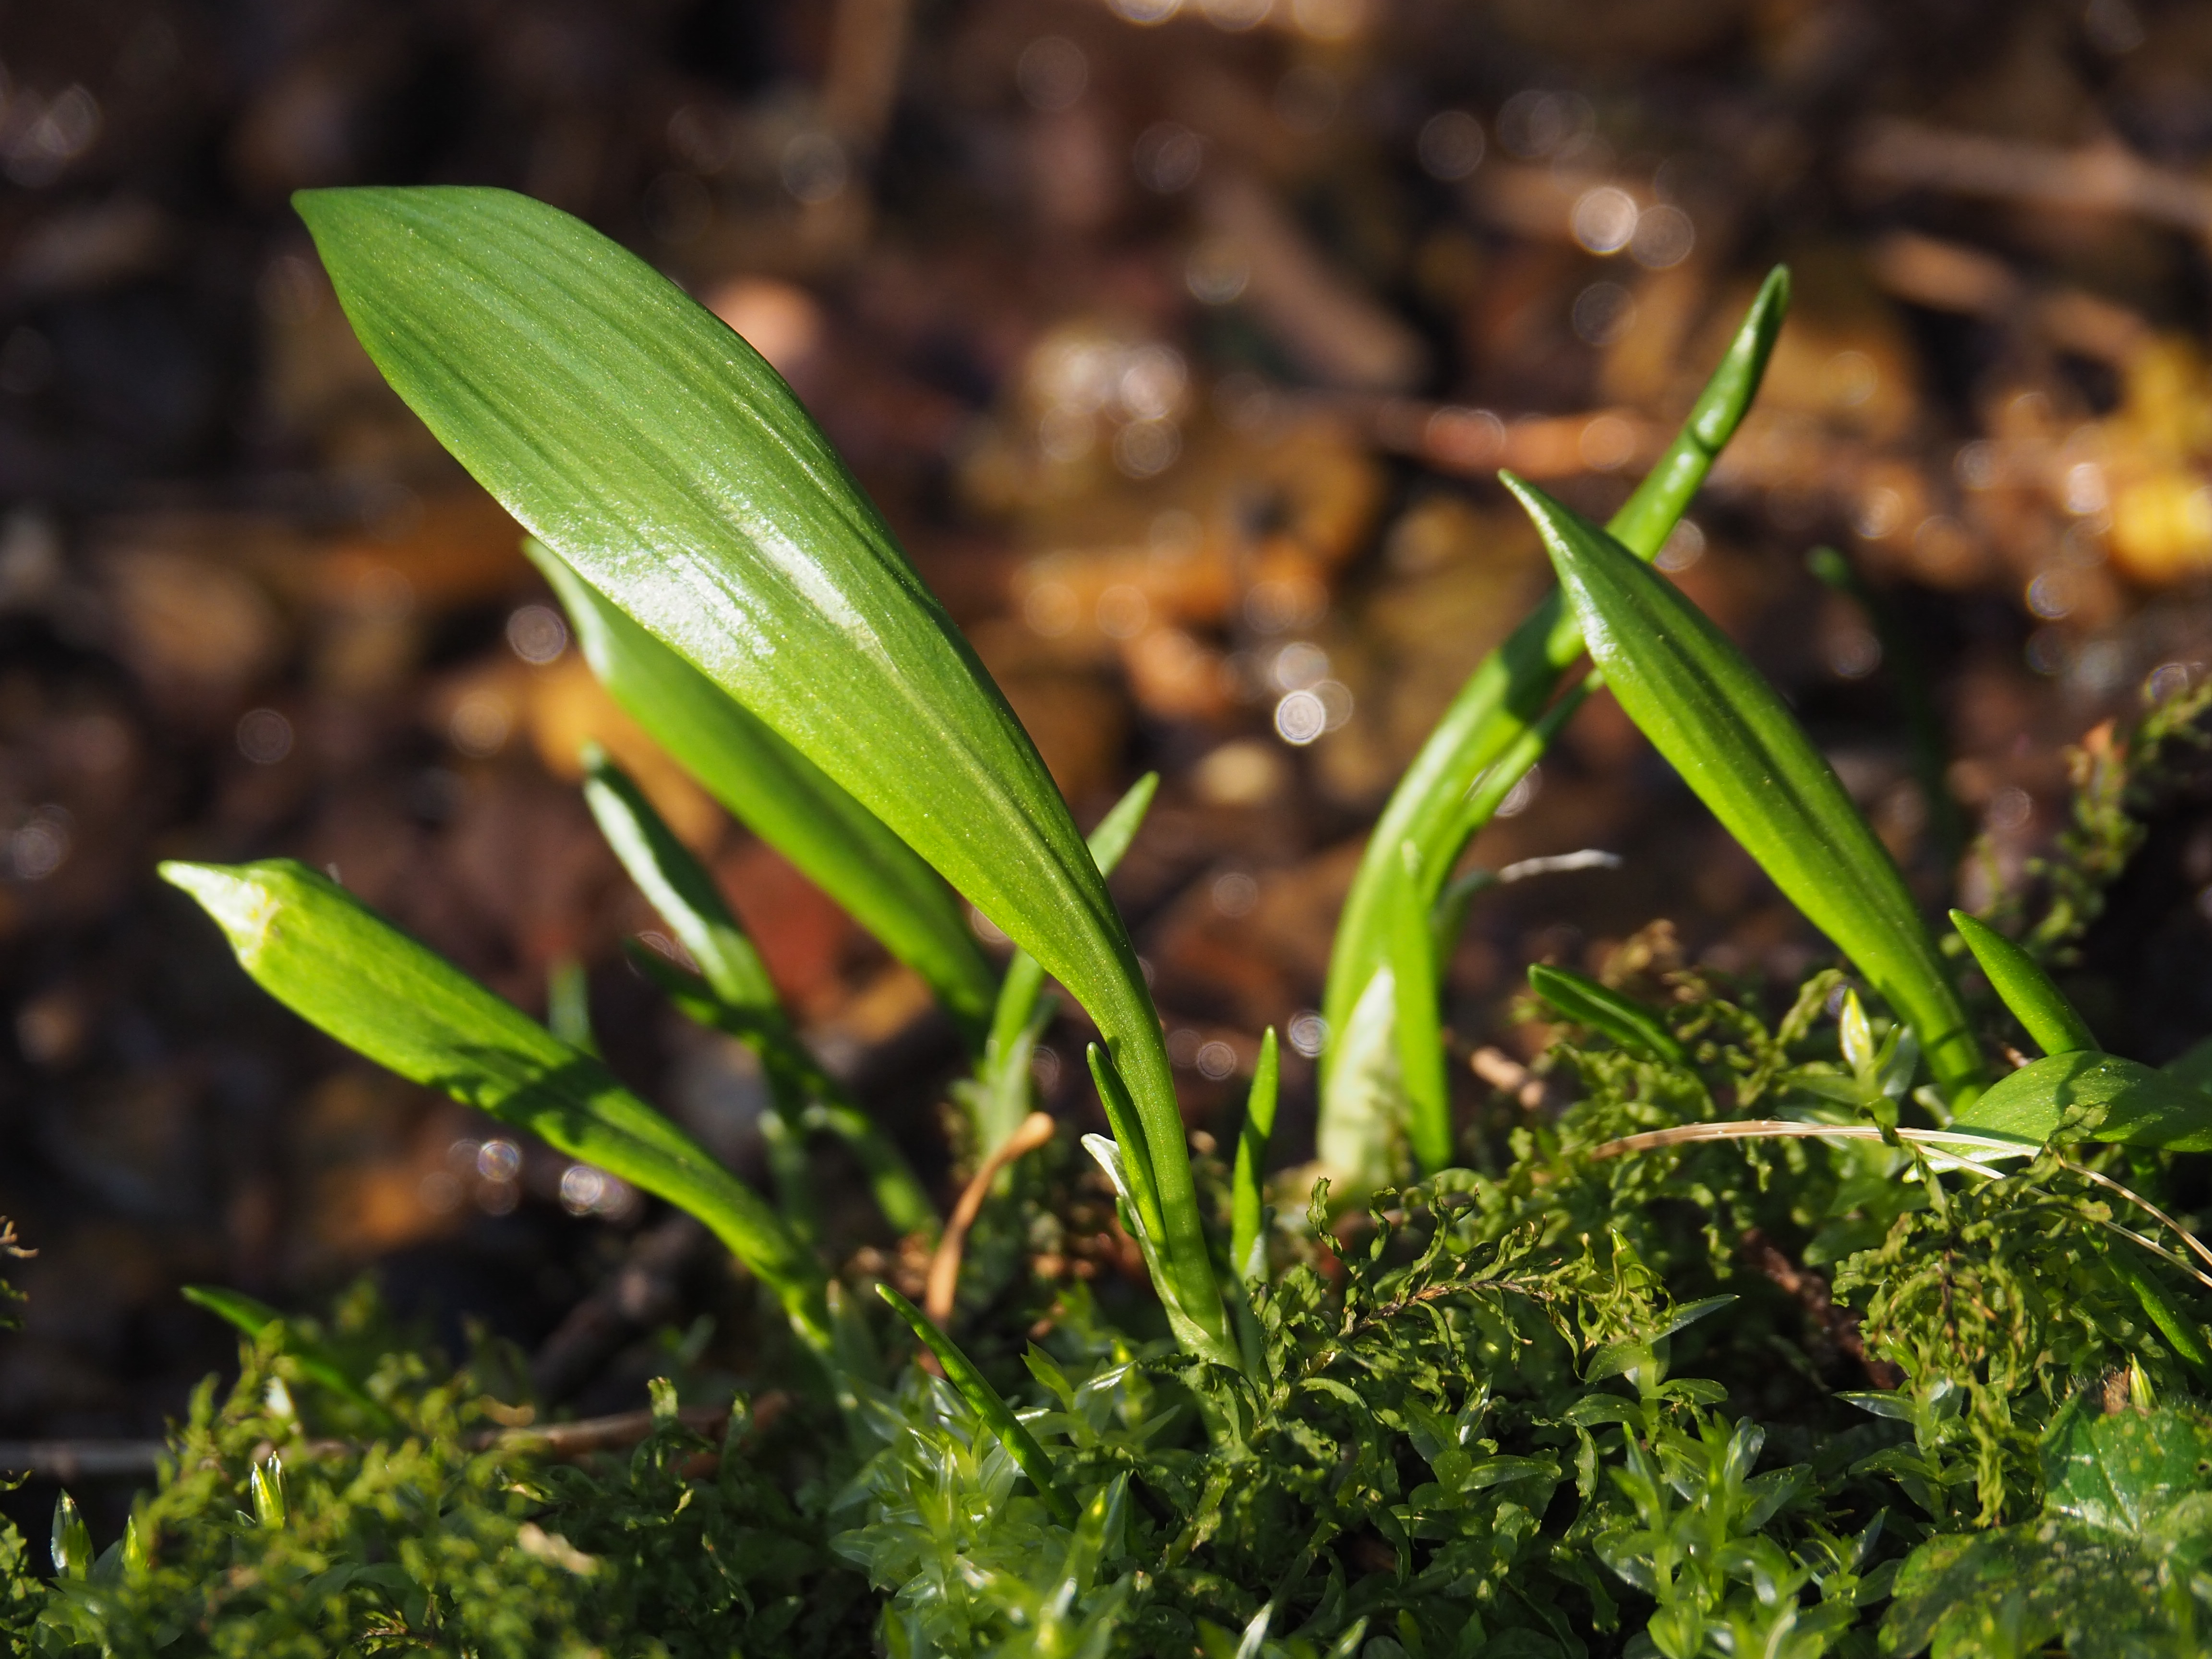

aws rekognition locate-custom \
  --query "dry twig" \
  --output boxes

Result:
[926,1110,1059,1325]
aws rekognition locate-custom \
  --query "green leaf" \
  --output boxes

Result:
[544,956,596,1055]
[1230,1028,1280,1287]
[160,858,830,1350]
[1950,909,2098,1056]
[971,774,1157,1158]
[180,1286,397,1427]
[303,188,1225,1364]
[2105,1250,2212,1377]
[1317,269,1789,1181]
[584,747,781,1017]
[1503,475,1983,1104]
[50,1493,89,1579]
[876,1285,1077,1527]
[1390,843,1452,1175]
[529,541,993,1045]
[1527,963,1686,1065]
[1884,1398,2212,1656]
[1085,1044,1166,1246]
[1952,1051,2212,1151]
[617,940,938,1237]
[799,1101,938,1239]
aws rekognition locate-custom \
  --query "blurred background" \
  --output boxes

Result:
[7,0,2212,1485]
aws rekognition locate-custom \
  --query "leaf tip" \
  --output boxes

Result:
[161,860,284,967]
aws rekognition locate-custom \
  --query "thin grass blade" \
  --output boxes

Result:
[584,747,780,1015]
[1502,477,1983,1103]
[161,858,830,1348]
[1086,1044,1165,1244]
[545,956,596,1055]
[622,943,937,1235]
[180,1286,395,1426]
[1528,963,1686,1065]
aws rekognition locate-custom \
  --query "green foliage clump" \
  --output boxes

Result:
[61,184,2212,1655]
[11,1322,870,1659]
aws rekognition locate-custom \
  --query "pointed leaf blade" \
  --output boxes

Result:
[1503,476,1983,1102]
[302,188,1221,1358]
[160,858,829,1344]
[974,773,1158,1155]
[531,540,993,1042]
[1950,909,2098,1056]
[1528,963,1685,1065]
[877,1285,1077,1527]
[1318,270,1791,1175]
[583,748,781,1018]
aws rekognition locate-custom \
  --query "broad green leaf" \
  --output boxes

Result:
[1503,476,1983,1103]
[1230,1028,1280,1287]
[1427,681,1592,967]
[1317,270,1790,1181]
[530,541,993,1045]
[877,1285,1077,1527]
[1528,964,1686,1065]
[160,858,829,1349]
[1952,1051,2212,1151]
[1950,908,2097,1056]
[1884,1398,2212,1657]
[302,189,1225,1364]
[1322,967,1404,1196]
[181,1285,396,1426]
[969,774,1158,1158]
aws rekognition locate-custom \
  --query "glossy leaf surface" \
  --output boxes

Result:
[1950,909,2097,1056]
[1504,477,1982,1102]
[531,541,992,1044]
[1952,1051,2212,1151]
[303,189,1220,1358]
[1317,270,1789,1179]
[161,858,828,1345]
